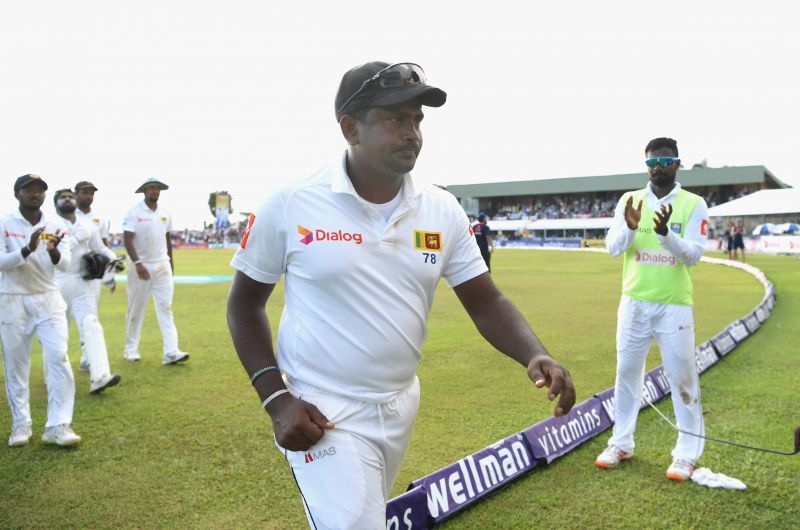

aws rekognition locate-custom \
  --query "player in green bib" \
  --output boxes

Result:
[595,138,709,481]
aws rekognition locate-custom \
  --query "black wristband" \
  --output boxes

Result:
[250,366,280,386]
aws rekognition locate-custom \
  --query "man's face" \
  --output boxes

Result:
[57,191,77,214]
[76,188,95,209]
[646,147,679,188]
[355,101,424,176]
[142,185,161,203]
[16,182,47,210]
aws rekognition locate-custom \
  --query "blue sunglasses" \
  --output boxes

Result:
[645,156,680,169]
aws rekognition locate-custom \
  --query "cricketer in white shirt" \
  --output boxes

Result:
[228,61,575,529]
[0,209,76,434]
[57,205,121,394]
[121,184,188,365]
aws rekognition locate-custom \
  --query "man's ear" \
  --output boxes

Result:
[339,115,360,146]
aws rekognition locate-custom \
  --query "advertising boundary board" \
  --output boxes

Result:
[386,253,776,528]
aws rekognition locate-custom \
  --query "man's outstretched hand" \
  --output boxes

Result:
[527,356,576,417]
[266,394,335,452]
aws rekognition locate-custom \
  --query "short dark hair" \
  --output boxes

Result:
[645,137,678,156]
[53,188,73,205]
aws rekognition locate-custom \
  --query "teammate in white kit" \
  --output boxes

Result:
[122,178,189,365]
[1,174,81,447]
[73,180,116,371]
[74,180,115,298]
[54,189,122,394]
[74,180,111,247]
[227,62,576,529]
[596,137,708,481]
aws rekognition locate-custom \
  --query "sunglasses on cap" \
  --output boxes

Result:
[645,156,680,169]
[337,62,428,116]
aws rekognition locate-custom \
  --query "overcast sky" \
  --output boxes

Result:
[2,1,798,230]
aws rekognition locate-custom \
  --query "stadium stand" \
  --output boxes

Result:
[447,165,789,238]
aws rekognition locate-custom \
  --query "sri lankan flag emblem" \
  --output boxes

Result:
[414,230,442,251]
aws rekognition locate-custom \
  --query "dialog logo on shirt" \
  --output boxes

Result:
[298,225,313,245]
[297,225,363,245]
[635,249,676,266]
[240,213,256,249]
[414,230,442,251]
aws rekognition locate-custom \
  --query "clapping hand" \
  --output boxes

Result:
[46,229,64,252]
[653,204,673,236]
[624,196,643,230]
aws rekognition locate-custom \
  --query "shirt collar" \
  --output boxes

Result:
[331,150,422,202]
[646,181,682,201]
[140,200,159,213]
[12,208,46,226]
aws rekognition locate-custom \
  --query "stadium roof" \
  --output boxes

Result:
[447,166,789,198]
[488,218,615,232]
[707,189,800,217]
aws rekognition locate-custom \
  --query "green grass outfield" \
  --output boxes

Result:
[1,249,797,528]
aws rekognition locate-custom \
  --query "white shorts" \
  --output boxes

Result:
[278,376,420,530]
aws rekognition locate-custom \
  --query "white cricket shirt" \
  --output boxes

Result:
[76,207,110,241]
[0,210,72,294]
[56,216,117,278]
[122,201,173,263]
[231,153,488,402]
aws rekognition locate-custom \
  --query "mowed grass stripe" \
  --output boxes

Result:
[1,249,796,528]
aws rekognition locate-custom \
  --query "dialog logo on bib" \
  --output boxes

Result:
[298,225,363,245]
[635,249,676,266]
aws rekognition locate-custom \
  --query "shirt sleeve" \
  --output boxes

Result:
[605,193,636,257]
[0,221,26,271]
[442,202,488,287]
[89,225,117,261]
[100,219,110,240]
[122,208,136,233]
[230,191,288,284]
[657,197,708,267]
[54,221,71,272]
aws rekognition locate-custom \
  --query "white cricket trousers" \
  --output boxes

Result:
[0,291,75,428]
[279,377,421,530]
[608,295,705,462]
[59,275,113,386]
[124,261,180,358]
